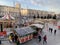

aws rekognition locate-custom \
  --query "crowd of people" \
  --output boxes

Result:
[37,29,47,45]
[37,27,57,45]
[49,28,57,35]
[8,33,20,45]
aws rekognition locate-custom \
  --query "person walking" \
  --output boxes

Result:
[54,30,57,35]
[0,40,2,45]
[43,35,47,44]
[9,33,14,43]
[38,35,41,42]
[38,31,41,42]
[16,38,20,45]
[8,35,12,43]
[14,34,18,43]
[51,28,53,33]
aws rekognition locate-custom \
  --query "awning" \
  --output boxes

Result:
[1,13,15,20]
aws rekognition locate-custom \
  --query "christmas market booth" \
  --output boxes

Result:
[14,27,36,43]
[29,23,45,38]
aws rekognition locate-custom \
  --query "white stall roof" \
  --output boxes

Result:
[31,24,44,28]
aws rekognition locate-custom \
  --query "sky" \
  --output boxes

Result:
[0,0,60,14]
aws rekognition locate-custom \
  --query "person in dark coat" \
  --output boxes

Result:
[38,35,41,42]
[0,40,1,44]
[16,38,20,45]
[51,28,53,33]
[38,30,41,42]
[14,34,18,42]
[54,30,57,35]
[43,35,47,44]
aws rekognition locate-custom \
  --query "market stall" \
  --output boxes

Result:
[14,27,36,43]
[30,23,44,38]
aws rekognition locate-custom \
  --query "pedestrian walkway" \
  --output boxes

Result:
[1,31,60,45]
[46,30,60,45]
[22,38,43,45]
[1,22,60,45]
[22,23,60,45]
[0,37,15,45]
[1,40,16,45]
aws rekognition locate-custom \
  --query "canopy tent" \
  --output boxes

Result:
[1,14,15,20]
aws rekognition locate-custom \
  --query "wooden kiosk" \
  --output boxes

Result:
[14,27,36,43]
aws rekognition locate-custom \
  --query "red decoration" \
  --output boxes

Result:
[25,36,28,42]
[58,26,60,29]
[29,35,31,40]
[3,31,7,36]
[20,38,24,43]
[0,32,3,36]
[0,31,7,36]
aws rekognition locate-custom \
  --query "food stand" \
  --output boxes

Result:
[30,24,44,38]
[14,27,36,43]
